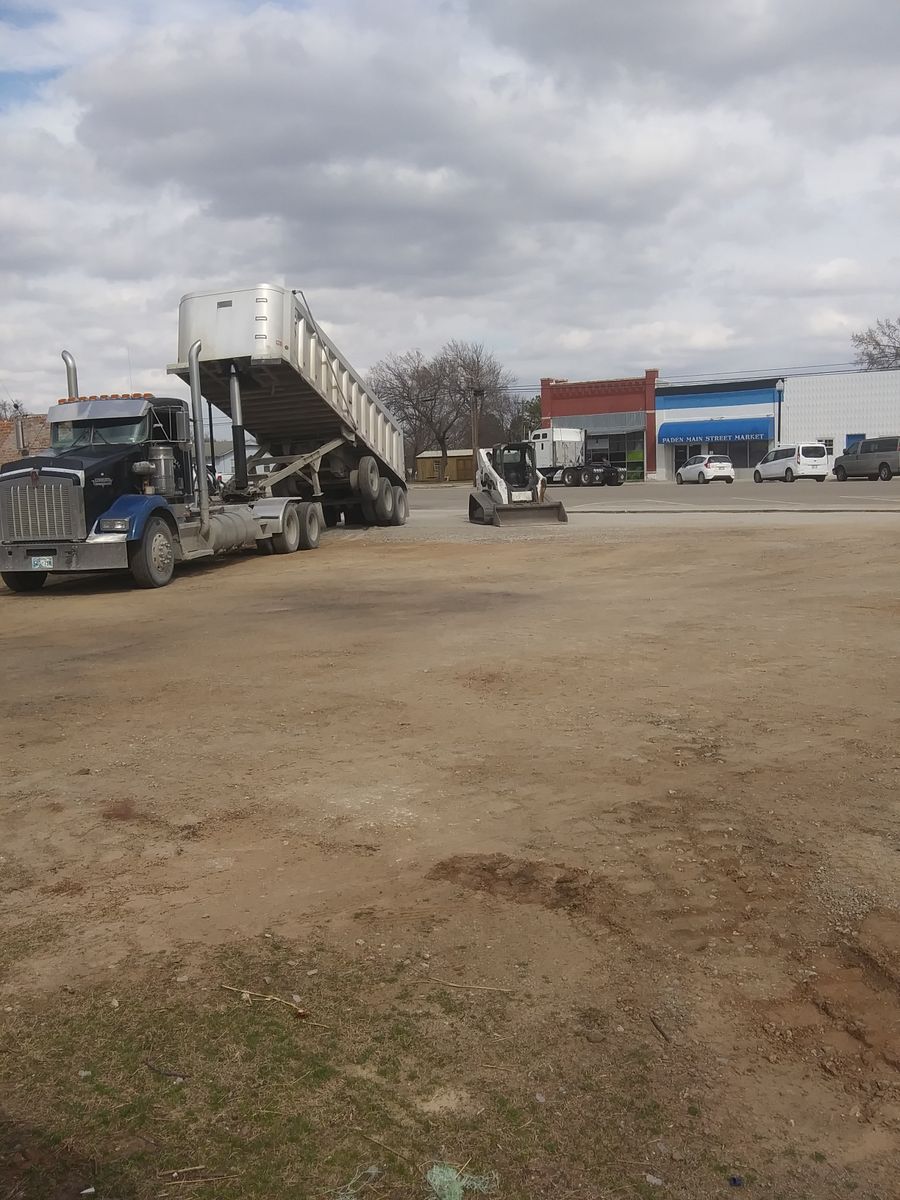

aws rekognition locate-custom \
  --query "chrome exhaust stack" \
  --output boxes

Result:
[61,351,79,399]
[187,340,210,538]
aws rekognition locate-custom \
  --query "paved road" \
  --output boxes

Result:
[410,479,900,514]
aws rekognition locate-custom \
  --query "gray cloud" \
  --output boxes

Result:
[1,0,898,412]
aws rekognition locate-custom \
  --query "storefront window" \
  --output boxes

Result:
[708,441,770,468]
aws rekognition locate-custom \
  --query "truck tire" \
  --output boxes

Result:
[297,501,321,550]
[272,504,301,553]
[2,570,47,593]
[579,468,593,487]
[357,456,380,501]
[360,497,377,525]
[390,486,409,525]
[374,478,395,524]
[562,467,578,487]
[128,516,175,588]
[835,465,847,481]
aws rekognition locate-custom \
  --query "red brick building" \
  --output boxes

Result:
[540,370,659,478]
[0,414,50,467]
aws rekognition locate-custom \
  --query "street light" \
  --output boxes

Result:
[471,387,484,485]
[775,378,785,443]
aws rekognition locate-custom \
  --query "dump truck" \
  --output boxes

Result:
[468,442,568,526]
[0,283,407,592]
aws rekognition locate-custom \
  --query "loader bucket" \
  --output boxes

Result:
[492,500,568,526]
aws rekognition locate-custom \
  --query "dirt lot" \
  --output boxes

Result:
[2,513,899,1198]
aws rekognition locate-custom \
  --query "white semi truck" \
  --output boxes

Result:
[0,284,408,591]
[529,426,626,487]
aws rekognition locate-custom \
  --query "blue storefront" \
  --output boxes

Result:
[655,379,780,479]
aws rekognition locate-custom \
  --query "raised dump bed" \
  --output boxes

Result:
[168,284,405,491]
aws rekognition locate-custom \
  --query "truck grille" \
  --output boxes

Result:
[0,476,86,542]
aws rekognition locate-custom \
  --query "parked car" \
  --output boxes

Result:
[675,454,734,485]
[833,436,900,482]
[753,444,829,483]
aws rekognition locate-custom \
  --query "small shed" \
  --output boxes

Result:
[415,449,474,482]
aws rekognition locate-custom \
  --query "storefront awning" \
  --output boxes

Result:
[657,417,774,444]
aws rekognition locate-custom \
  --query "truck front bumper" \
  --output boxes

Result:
[1,535,129,573]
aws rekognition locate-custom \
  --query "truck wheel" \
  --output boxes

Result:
[357,456,380,501]
[835,465,847,481]
[878,463,893,481]
[272,504,301,553]
[579,468,593,487]
[297,502,321,550]
[562,467,578,487]
[128,516,175,588]
[390,486,409,525]
[360,497,377,525]
[374,478,395,524]
[2,570,47,593]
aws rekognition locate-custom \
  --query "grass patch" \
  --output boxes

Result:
[0,941,749,1199]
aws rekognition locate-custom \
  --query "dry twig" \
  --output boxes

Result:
[220,984,331,1028]
[415,976,512,993]
[649,1014,672,1043]
[354,1129,415,1165]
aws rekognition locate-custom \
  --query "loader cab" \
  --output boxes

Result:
[492,442,538,490]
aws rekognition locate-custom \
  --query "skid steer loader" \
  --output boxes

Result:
[468,442,568,527]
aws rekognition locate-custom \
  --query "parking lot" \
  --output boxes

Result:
[413,477,900,514]
[2,498,899,1199]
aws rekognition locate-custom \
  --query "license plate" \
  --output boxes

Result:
[31,556,53,570]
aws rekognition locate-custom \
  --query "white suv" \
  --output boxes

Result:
[753,444,829,483]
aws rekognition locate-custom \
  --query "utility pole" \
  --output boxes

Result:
[471,387,484,484]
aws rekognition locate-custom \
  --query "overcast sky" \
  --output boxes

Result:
[2,0,899,410]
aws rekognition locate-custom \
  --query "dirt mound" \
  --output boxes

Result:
[428,852,616,925]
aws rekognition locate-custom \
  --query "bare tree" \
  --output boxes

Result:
[434,340,518,458]
[0,398,17,420]
[369,341,517,479]
[851,316,900,369]
[367,350,436,471]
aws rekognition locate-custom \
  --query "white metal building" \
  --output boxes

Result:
[781,369,900,456]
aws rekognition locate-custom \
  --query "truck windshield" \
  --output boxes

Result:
[52,416,150,450]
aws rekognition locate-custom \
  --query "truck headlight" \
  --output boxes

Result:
[98,518,130,533]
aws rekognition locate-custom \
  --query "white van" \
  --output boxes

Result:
[753,444,830,483]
